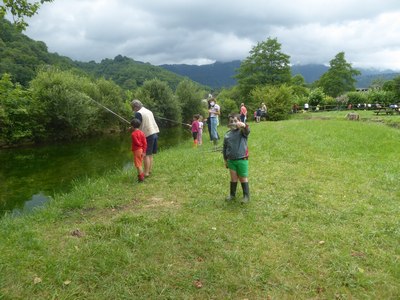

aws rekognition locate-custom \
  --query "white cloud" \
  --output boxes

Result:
[22,0,400,70]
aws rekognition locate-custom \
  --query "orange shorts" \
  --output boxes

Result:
[133,149,144,168]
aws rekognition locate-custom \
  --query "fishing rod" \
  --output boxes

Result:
[155,116,191,127]
[89,97,191,127]
[89,97,131,124]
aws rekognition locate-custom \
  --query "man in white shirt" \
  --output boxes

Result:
[131,99,160,178]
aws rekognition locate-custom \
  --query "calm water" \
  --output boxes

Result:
[0,127,190,216]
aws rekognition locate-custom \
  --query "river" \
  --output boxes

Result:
[0,127,190,216]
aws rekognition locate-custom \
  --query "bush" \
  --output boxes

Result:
[0,73,44,144]
[135,79,182,128]
[308,88,325,106]
[251,84,293,121]
[366,89,396,106]
[217,98,238,118]
[29,68,128,141]
[346,91,367,106]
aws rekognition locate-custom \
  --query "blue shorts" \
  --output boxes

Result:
[146,134,158,155]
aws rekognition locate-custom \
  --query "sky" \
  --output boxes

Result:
[21,0,400,70]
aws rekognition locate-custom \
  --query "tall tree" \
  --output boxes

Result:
[317,52,360,97]
[0,0,53,30]
[380,75,400,100]
[175,79,204,124]
[235,37,291,98]
[135,79,182,128]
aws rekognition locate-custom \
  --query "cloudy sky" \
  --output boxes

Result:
[22,0,400,70]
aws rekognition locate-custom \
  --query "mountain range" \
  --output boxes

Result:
[161,61,400,89]
[1,18,399,91]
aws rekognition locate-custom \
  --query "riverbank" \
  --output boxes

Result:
[0,127,190,214]
[1,117,399,299]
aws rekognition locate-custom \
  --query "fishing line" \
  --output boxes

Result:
[89,97,191,128]
[88,97,131,124]
[155,116,191,127]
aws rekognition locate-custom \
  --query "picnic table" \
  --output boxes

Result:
[374,107,399,115]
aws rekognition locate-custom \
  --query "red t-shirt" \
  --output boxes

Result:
[131,129,147,152]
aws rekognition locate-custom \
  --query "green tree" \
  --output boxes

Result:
[290,74,309,105]
[308,88,326,106]
[217,98,238,118]
[346,91,367,106]
[175,79,204,124]
[317,52,360,98]
[0,73,43,143]
[30,69,95,139]
[135,79,181,128]
[216,86,242,107]
[235,37,291,98]
[366,89,396,106]
[88,78,130,129]
[215,87,241,118]
[0,0,54,30]
[251,84,293,121]
[382,75,400,99]
[29,68,128,140]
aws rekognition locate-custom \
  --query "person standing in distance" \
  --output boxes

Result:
[239,103,247,123]
[131,99,160,178]
[208,98,220,146]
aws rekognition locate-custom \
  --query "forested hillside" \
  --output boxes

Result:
[75,55,188,91]
[0,18,75,86]
[0,18,191,90]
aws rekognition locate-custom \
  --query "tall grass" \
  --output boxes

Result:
[1,116,399,299]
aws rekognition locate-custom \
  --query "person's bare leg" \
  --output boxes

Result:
[148,155,153,174]
[144,155,153,176]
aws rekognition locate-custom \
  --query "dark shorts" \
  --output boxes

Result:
[146,133,158,155]
[192,132,198,140]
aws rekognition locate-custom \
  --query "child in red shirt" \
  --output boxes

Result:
[131,118,147,182]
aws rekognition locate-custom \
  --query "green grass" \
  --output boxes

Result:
[1,114,399,299]
[293,109,400,129]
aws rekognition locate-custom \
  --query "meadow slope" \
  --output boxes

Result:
[1,117,399,299]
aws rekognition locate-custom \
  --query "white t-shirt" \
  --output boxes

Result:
[210,104,220,117]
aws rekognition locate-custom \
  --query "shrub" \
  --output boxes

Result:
[346,91,367,106]
[251,84,293,121]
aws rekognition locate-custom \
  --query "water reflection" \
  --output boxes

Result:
[0,127,190,215]
[11,193,50,216]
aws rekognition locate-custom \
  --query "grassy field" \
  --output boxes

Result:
[1,112,399,299]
